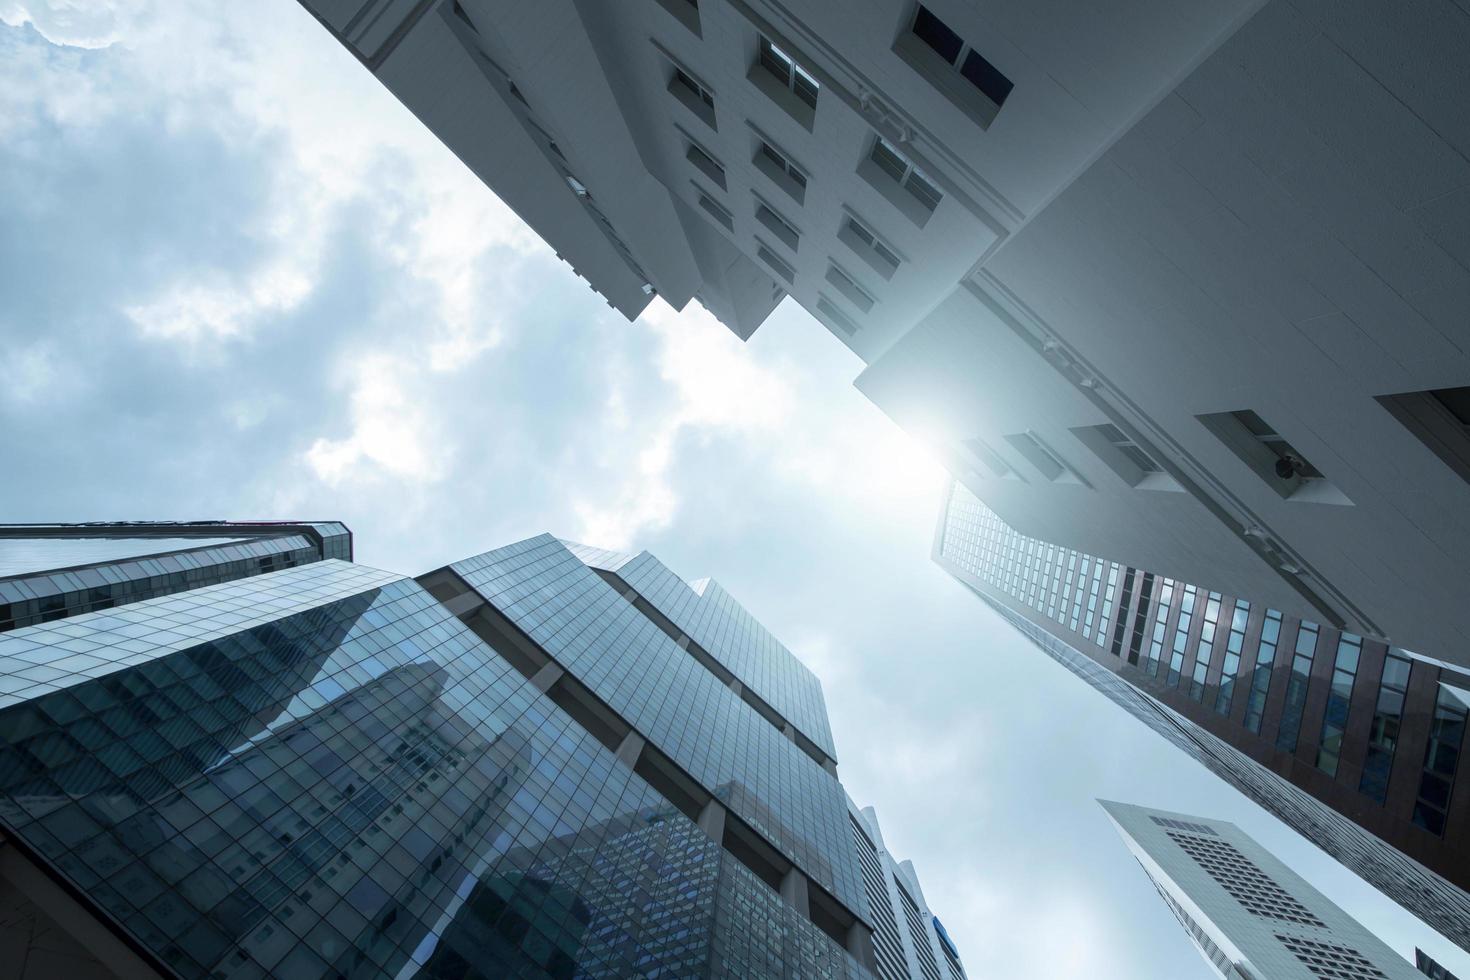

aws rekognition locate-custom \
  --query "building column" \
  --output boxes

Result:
[615,731,644,768]
[780,867,810,918]
[697,798,726,844]
[529,662,564,693]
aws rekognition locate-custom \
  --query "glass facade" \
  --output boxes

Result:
[0,529,915,978]
[936,480,1470,952]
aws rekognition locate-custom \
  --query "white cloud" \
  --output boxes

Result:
[0,0,126,48]
[305,354,452,487]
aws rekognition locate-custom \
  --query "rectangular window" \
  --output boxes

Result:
[755,202,800,252]
[860,137,942,226]
[1167,585,1198,689]
[755,140,808,198]
[1376,385,1470,486]
[697,191,733,232]
[752,35,819,129]
[911,5,1012,106]
[815,296,859,337]
[1316,634,1362,777]
[1358,653,1412,803]
[1196,409,1350,505]
[1244,611,1283,733]
[1414,685,1468,836]
[1071,423,1181,492]
[838,214,902,280]
[1214,601,1250,716]
[685,141,727,189]
[755,241,793,283]
[1146,580,1175,678]
[1189,593,1222,702]
[824,263,875,313]
[1004,431,1086,486]
[964,438,1021,480]
[1125,572,1153,665]
[1276,622,1319,753]
[668,65,717,130]
[1097,565,1120,652]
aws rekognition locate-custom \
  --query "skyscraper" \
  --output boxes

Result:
[1100,800,1422,980]
[1418,948,1464,980]
[934,480,1470,952]
[0,522,960,977]
[296,0,1470,668]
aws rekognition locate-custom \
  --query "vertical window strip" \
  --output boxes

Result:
[1214,601,1250,716]
[1167,585,1198,688]
[1358,653,1411,804]
[1275,623,1320,754]
[1413,685,1467,836]
[1097,565,1119,651]
[1189,593,1222,702]
[1244,611,1283,734]
[1316,634,1362,777]
[1147,581,1176,678]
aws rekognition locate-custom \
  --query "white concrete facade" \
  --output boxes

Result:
[1101,800,1422,980]
[295,0,1470,665]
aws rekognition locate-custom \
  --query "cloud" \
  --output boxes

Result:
[305,354,452,487]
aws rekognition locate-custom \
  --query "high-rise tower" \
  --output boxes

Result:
[1100,801,1422,980]
[0,523,958,977]
[934,481,1470,953]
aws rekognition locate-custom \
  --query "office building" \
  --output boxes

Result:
[935,480,1470,952]
[849,800,966,980]
[1418,948,1463,980]
[0,522,961,977]
[1101,800,1421,980]
[297,0,1470,669]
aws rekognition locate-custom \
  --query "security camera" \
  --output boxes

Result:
[1274,456,1301,479]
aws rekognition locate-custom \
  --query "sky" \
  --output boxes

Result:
[0,2,1466,977]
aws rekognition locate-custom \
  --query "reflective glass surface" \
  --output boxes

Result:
[0,537,249,577]
[0,562,868,978]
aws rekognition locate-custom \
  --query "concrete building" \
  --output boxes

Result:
[294,0,1470,669]
[1419,948,1464,980]
[935,479,1470,953]
[1101,800,1422,980]
[849,800,966,980]
[0,523,960,977]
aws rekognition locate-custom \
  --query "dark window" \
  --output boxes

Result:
[1359,654,1411,803]
[674,68,714,108]
[1376,385,1470,485]
[757,36,818,110]
[1244,611,1283,733]
[910,5,1013,108]
[1275,623,1319,753]
[759,142,807,190]
[1414,685,1468,836]
[868,138,943,214]
[1214,600,1250,716]
[1315,634,1362,777]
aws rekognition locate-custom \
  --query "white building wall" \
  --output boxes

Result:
[1101,800,1423,980]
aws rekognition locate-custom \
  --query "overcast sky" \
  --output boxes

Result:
[2,3,1466,977]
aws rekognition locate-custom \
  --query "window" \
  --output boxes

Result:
[755,201,800,252]
[753,140,807,203]
[964,438,1021,481]
[1166,585,1198,688]
[894,4,1013,128]
[685,140,727,189]
[1168,832,1325,928]
[1276,935,1390,980]
[1359,653,1411,803]
[1214,601,1250,716]
[697,190,733,232]
[1244,610,1283,733]
[1150,815,1217,835]
[1005,431,1086,486]
[824,263,874,313]
[1197,409,1351,505]
[755,241,793,283]
[1414,684,1468,836]
[1376,385,1470,485]
[1276,622,1319,753]
[872,137,941,209]
[838,214,901,279]
[1072,423,1181,491]
[667,64,716,129]
[1316,634,1362,777]
[757,36,818,109]
[1146,580,1175,677]
[815,296,859,337]
[1189,593,1222,702]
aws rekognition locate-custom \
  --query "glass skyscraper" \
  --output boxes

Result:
[0,522,962,978]
[934,480,1470,953]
